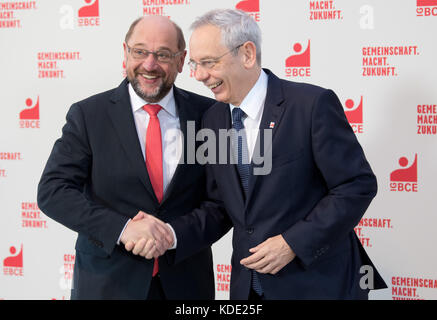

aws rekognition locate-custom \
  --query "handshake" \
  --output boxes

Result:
[120,211,175,259]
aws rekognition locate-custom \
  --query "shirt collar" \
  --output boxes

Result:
[229,69,268,121]
[128,83,176,117]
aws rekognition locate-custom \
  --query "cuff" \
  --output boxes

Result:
[167,223,177,249]
[117,218,131,245]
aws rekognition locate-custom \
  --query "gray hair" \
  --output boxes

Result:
[190,9,262,65]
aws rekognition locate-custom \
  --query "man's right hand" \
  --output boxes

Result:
[120,211,174,259]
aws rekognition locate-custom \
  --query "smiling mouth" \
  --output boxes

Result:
[141,74,159,80]
[207,81,223,89]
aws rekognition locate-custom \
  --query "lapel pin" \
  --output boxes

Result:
[269,122,275,129]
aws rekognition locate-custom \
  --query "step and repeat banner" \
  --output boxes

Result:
[0,0,436,300]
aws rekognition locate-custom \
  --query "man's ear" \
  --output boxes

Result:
[178,50,187,73]
[123,42,128,66]
[241,41,258,69]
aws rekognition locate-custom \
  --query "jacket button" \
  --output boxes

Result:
[246,228,254,234]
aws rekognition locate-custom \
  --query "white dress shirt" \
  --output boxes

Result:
[118,84,181,247]
[129,84,181,193]
[229,70,268,160]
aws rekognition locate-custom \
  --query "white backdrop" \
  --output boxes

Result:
[0,0,436,300]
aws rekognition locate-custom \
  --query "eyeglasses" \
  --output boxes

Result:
[188,44,244,72]
[126,44,183,63]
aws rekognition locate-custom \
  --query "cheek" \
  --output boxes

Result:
[165,65,179,79]
[125,61,138,74]
[176,60,184,73]
[223,77,233,93]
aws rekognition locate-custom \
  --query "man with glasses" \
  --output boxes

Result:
[37,16,221,299]
[163,9,387,299]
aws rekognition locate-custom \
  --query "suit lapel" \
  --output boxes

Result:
[106,79,158,202]
[245,70,286,207]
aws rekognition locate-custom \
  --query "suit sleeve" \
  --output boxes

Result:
[282,89,377,268]
[168,115,233,264]
[37,103,129,255]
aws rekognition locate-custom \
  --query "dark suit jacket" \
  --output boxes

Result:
[37,79,217,299]
[171,69,387,299]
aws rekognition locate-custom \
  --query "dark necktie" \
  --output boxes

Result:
[231,107,264,297]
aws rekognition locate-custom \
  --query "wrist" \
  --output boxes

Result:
[118,218,131,245]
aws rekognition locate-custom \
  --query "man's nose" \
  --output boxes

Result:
[141,53,159,70]
[194,65,209,82]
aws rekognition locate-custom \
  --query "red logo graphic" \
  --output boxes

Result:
[3,245,23,276]
[417,0,437,6]
[20,97,39,120]
[286,41,311,67]
[236,0,259,11]
[19,97,40,129]
[236,0,260,21]
[344,96,363,133]
[3,246,23,268]
[285,41,311,77]
[417,0,437,16]
[79,0,99,17]
[78,0,100,26]
[390,154,418,192]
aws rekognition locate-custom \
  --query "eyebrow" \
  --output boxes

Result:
[190,55,219,61]
[130,43,173,51]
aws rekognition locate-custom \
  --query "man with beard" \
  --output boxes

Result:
[37,16,224,300]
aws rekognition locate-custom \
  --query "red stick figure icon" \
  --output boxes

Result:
[3,245,23,268]
[390,154,418,182]
[19,96,39,120]
[78,0,99,17]
[285,41,311,68]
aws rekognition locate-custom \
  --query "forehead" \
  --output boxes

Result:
[189,25,226,60]
[129,18,178,50]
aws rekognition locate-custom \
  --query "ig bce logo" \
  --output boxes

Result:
[417,0,437,16]
[390,154,418,192]
[19,96,40,129]
[285,40,311,77]
[60,0,100,29]
[3,245,23,276]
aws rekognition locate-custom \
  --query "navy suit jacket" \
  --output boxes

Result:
[171,69,387,299]
[37,79,217,299]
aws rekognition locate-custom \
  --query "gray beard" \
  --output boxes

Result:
[130,77,171,103]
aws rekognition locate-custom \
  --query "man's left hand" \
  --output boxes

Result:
[240,235,296,275]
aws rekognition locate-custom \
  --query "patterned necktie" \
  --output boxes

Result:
[231,107,264,297]
[143,104,162,277]
[232,108,250,194]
